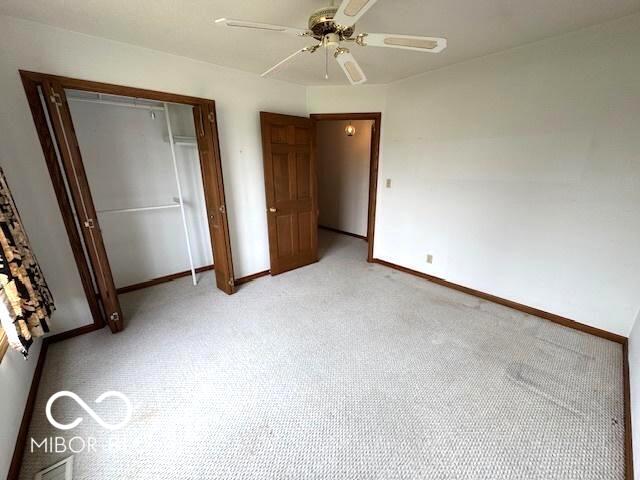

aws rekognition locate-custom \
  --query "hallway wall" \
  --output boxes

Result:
[317,120,373,237]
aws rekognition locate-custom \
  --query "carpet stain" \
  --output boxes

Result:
[506,362,585,417]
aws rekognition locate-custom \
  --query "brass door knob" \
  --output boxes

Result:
[269,207,277,213]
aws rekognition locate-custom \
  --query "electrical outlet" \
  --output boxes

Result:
[426,254,434,264]
[385,179,392,188]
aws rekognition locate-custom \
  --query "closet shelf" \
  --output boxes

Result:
[97,202,181,214]
[166,135,197,146]
[67,95,165,112]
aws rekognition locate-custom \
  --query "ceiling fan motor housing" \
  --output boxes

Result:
[308,7,354,40]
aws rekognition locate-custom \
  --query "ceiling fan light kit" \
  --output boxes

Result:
[215,0,447,85]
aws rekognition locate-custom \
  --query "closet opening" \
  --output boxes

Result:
[20,71,235,333]
[310,113,381,263]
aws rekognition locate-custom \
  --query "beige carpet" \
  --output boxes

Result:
[19,231,624,479]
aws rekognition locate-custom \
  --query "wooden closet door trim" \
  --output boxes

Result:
[20,74,105,328]
[21,70,239,324]
[193,102,235,294]
[21,70,211,106]
[41,79,123,332]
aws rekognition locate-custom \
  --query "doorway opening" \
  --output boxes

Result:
[259,112,381,275]
[311,113,381,263]
[20,71,235,334]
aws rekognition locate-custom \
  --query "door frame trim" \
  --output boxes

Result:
[19,71,236,330]
[310,112,382,262]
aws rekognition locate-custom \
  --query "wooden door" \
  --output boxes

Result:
[260,112,318,275]
[42,79,124,332]
[193,103,235,294]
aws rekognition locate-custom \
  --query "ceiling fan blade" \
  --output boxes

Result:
[214,18,310,37]
[333,0,379,27]
[358,33,447,53]
[261,48,312,78]
[335,50,367,85]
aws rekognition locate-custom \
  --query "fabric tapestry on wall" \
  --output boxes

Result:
[0,167,54,358]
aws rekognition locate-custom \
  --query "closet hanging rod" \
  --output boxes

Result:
[67,96,166,112]
[97,203,181,214]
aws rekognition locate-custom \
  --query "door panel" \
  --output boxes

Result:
[42,79,123,332]
[193,103,235,294]
[295,127,309,145]
[272,150,291,203]
[296,152,311,199]
[260,112,318,275]
[276,215,294,257]
[298,211,313,252]
[270,124,289,144]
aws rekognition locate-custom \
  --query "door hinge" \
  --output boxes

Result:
[50,92,63,107]
[110,312,121,323]
[84,218,96,229]
[208,112,215,123]
[219,204,226,214]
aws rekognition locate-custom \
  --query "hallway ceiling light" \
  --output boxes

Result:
[345,122,356,136]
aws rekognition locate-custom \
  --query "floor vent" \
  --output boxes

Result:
[34,456,73,480]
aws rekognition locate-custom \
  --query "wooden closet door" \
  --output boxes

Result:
[42,79,124,333]
[260,112,318,275]
[193,103,235,294]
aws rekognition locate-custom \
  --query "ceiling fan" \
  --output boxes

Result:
[215,0,447,85]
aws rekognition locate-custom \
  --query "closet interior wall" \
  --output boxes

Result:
[66,90,213,290]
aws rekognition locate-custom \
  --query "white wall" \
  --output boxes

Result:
[373,14,640,336]
[0,340,41,480]
[317,120,373,237]
[0,15,307,479]
[630,309,640,480]
[307,85,388,115]
[69,99,212,288]
[308,16,640,336]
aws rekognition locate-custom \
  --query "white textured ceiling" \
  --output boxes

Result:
[2,0,639,85]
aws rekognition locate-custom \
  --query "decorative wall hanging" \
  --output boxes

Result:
[0,167,54,358]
